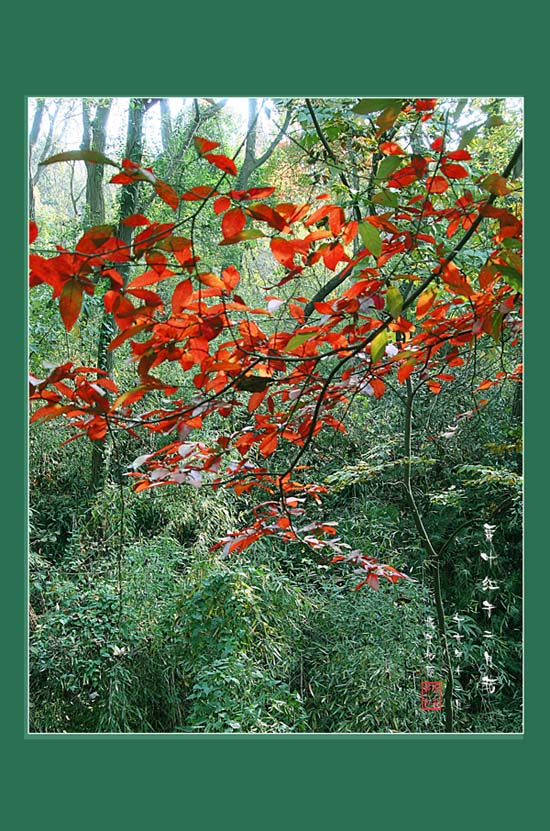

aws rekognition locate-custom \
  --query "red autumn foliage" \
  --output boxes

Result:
[29,99,523,592]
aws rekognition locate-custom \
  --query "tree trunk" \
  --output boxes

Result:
[82,98,112,226]
[28,99,46,221]
[234,98,291,192]
[90,98,147,490]
[159,98,172,153]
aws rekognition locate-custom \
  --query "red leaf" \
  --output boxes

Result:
[426,175,449,194]
[246,203,291,233]
[415,99,436,112]
[126,268,176,290]
[426,379,442,394]
[121,214,151,227]
[441,163,469,179]
[230,187,276,201]
[108,323,151,351]
[322,242,348,271]
[259,431,278,457]
[125,288,163,307]
[222,265,240,291]
[446,149,471,161]
[145,250,167,275]
[204,153,237,176]
[181,185,219,201]
[110,172,134,184]
[194,136,220,155]
[248,389,267,413]
[387,166,420,189]
[134,223,175,257]
[397,361,415,384]
[214,196,231,214]
[270,237,295,268]
[29,221,38,244]
[441,262,474,297]
[171,279,193,314]
[379,141,405,155]
[304,204,333,227]
[59,279,83,331]
[222,207,246,239]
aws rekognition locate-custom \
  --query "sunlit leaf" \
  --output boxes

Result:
[358,222,382,257]
[352,98,400,114]
[40,149,119,167]
[370,329,388,364]
[386,286,403,319]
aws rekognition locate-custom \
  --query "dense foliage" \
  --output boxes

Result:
[29,96,522,733]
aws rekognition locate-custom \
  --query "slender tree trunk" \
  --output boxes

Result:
[159,98,172,152]
[90,98,147,490]
[30,99,60,218]
[28,99,45,221]
[33,100,60,189]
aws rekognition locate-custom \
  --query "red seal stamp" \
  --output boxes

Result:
[421,680,443,710]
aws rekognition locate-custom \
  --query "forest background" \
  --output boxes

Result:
[28,95,523,735]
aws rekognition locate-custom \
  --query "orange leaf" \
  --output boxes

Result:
[248,389,267,413]
[426,379,442,394]
[442,262,474,297]
[29,221,38,243]
[397,360,415,384]
[197,272,225,291]
[259,431,278,457]
[154,179,179,210]
[59,279,83,331]
[126,268,176,290]
[481,174,510,196]
[416,287,437,319]
[194,136,220,155]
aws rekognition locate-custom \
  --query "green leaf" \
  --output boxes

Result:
[491,310,504,342]
[352,98,400,115]
[285,331,316,351]
[358,222,382,258]
[375,156,402,181]
[486,115,506,128]
[370,330,388,364]
[458,124,482,150]
[218,229,267,246]
[371,190,398,208]
[40,149,120,167]
[386,286,403,319]
[498,266,522,293]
